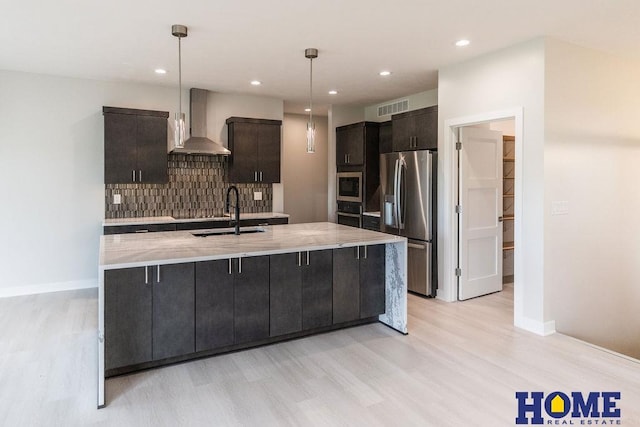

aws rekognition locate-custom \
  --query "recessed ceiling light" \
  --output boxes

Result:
[328,90,338,95]
[455,39,470,47]
[155,68,167,74]
[379,70,392,76]
[304,108,311,112]
[250,80,262,86]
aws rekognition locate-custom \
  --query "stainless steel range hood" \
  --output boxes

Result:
[170,88,231,156]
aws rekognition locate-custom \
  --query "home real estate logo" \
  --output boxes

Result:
[515,391,622,425]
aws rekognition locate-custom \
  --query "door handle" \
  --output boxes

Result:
[132,170,136,182]
[139,170,142,182]
[498,216,504,222]
[298,252,302,267]
[306,251,310,266]
[356,246,360,260]
[145,266,149,284]
[363,245,367,259]
[156,265,160,282]
[228,258,232,275]
[238,257,242,274]
[408,243,426,250]
[254,171,258,182]
[259,171,263,182]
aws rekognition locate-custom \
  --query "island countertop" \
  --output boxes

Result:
[100,222,405,270]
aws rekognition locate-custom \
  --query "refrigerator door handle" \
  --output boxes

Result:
[393,159,400,229]
[398,159,406,230]
[407,242,426,250]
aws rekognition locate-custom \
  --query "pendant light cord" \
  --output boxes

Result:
[309,56,313,125]
[178,36,182,117]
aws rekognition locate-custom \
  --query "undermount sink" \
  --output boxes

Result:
[191,226,266,237]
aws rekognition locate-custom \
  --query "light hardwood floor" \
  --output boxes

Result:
[1,285,638,426]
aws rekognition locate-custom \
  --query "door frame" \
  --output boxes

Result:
[439,108,525,327]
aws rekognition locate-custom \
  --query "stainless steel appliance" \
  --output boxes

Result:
[336,201,362,228]
[380,150,437,296]
[336,172,362,203]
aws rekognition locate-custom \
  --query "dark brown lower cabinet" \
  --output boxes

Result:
[269,249,334,337]
[332,245,386,324]
[195,260,234,352]
[302,250,333,330]
[152,263,195,360]
[105,267,152,371]
[234,256,270,344]
[269,253,303,337]
[359,245,386,318]
[332,247,361,323]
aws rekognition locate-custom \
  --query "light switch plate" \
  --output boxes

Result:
[551,200,569,215]
[113,194,122,205]
[254,191,263,201]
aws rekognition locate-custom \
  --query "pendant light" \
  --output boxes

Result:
[305,48,318,153]
[172,24,188,149]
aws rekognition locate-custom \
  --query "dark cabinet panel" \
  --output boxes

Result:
[269,253,302,337]
[104,113,137,184]
[103,107,169,184]
[152,263,195,360]
[175,221,230,231]
[136,115,169,184]
[362,215,380,232]
[336,125,365,166]
[234,256,270,344]
[195,260,235,352]
[105,267,152,370]
[258,124,281,183]
[359,245,386,318]
[228,122,259,183]
[103,223,176,235]
[392,106,437,152]
[227,117,282,184]
[302,250,333,330]
[379,121,393,154]
[332,247,360,323]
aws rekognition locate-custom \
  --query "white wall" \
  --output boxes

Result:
[544,40,640,358]
[0,70,283,296]
[364,89,438,122]
[282,114,328,223]
[326,105,365,222]
[437,38,549,333]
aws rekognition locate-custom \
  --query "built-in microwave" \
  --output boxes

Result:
[336,172,363,203]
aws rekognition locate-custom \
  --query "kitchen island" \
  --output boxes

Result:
[97,222,407,407]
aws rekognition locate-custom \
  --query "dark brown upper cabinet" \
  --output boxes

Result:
[391,106,438,151]
[336,122,380,167]
[103,107,169,184]
[378,120,393,154]
[226,117,282,183]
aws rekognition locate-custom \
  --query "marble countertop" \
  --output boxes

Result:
[103,212,289,227]
[100,222,405,270]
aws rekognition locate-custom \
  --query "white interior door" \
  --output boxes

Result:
[458,127,503,300]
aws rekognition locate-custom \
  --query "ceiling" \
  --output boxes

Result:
[2,0,639,115]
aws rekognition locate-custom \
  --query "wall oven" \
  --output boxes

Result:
[336,172,362,203]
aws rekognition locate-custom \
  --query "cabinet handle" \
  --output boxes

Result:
[228,258,232,275]
[306,251,310,266]
[139,170,142,182]
[238,257,242,274]
[356,246,360,260]
[156,265,160,282]
[145,266,149,284]
[254,171,258,182]
[363,245,368,259]
[344,154,347,164]
[132,170,136,182]
[259,171,263,182]
[298,252,301,267]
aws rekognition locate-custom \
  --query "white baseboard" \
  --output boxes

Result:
[0,279,98,298]
[515,316,556,336]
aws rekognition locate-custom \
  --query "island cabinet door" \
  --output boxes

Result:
[152,263,195,361]
[234,256,270,344]
[359,245,386,318]
[195,260,234,352]
[105,267,152,371]
[301,249,333,330]
[332,247,360,324]
[269,253,302,337]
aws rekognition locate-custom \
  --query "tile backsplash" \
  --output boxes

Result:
[105,154,272,219]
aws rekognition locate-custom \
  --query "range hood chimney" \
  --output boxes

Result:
[170,88,231,156]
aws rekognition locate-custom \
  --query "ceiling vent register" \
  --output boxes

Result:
[378,99,409,117]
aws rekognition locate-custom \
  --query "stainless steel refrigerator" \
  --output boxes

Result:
[380,150,437,296]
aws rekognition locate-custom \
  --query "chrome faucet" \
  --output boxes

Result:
[225,185,240,235]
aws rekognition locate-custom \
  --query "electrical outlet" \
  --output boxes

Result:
[254,191,263,201]
[113,194,121,205]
